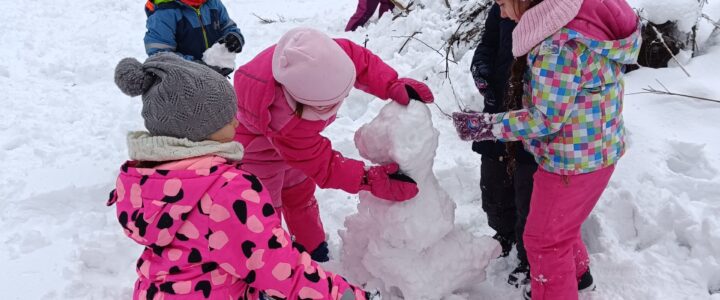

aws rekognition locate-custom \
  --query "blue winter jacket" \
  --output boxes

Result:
[144,0,244,61]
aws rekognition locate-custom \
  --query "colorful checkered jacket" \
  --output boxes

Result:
[491,27,641,175]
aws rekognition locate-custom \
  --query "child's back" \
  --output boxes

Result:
[109,53,369,300]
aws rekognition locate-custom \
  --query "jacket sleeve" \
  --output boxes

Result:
[215,0,244,44]
[210,175,368,300]
[492,42,582,141]
[269,120,366,193]
[470,4,501,83]
[334,38,400,100]
[144,10,194,61]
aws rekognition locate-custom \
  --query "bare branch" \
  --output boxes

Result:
[398,31,421,53]
[651,25,692,77]
[627,80,720,104]
[251,13,276,24]
[392,34,448,59]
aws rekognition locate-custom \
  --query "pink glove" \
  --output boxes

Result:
[361,163,419,202]
[452,111,496,141]
[388,78,434,105]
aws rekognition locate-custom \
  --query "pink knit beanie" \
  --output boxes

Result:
[272,27,356,107]
[512,0,584,57]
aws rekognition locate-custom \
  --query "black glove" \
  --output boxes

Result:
[193,60,234,77]
[218,33,244,53]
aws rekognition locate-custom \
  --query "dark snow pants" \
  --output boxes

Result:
[480,156,537,264]
[345,0,394,31]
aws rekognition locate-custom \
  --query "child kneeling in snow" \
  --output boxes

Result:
[233,27,434,262]
[108,53,370,300]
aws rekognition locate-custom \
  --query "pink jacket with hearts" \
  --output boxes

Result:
[108,157,367,299]
[232,39,405,195]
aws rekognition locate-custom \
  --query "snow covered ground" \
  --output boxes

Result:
[1,0,719,299]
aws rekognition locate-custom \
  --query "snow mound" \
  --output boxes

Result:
[627,0,701,32]
[340,101,500,300]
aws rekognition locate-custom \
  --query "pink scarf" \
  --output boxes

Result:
[512,0,584,57]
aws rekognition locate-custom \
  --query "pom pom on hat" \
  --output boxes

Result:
[114,57,155,96]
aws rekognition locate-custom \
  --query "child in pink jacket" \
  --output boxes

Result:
[109,52,370,300]
[233,27,434,262]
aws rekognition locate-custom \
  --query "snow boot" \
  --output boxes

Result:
[310,241,330,262]
[508,261,530,288]
[578,269,596,293]
[521,269,596,299]
[493,233,515,258]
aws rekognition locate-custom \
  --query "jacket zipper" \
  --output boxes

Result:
[193,7,210,49]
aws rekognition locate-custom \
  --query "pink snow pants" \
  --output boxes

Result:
[524,165,615,300]
[345,0,394,31]
[240,162,326,253]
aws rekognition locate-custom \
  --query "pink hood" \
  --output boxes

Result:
[566,0,638,41]
[108,160,232,248]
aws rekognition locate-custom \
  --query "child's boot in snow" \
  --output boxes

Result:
[493,233,515,258]
[508,261,530,287]
[310,241,330,262]
[521,268,596,299]
[578,269,596,292]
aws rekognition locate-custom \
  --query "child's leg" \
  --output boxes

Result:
[480,157,517,247]
[513,162,538,265]
[573,234,590,278]
[523,166,614,300]
[280,168,326,253]
[378,0,394,17]
[345,0,381,31]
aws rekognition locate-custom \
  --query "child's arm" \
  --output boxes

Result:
[334,38,398,99]
[492,43,582,141]
[209,173,367,300]
[144,10,194,60]
[215,0,244,47]
[334,38,433,104]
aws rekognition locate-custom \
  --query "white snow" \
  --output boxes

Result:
[202,43,236,69]
[1,0,720,299]
[627,0,702,32]
[341,101,500,299]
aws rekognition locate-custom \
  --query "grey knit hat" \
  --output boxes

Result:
[114,53,237,142]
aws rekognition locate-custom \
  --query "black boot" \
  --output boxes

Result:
[310,241,330,262]
[493,233,515,258]
[578,269,596,292]
[508,261,530,288]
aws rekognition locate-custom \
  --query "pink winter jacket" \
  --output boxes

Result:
[233,39,402,194]
[108,157,367,300]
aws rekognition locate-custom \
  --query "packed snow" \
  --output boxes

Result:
[1,0,720,299]
[342,101,500,299]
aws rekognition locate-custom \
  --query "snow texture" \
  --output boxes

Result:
[627,0,702,32]
[202,42,236,69]
[341,101,500,299]
[1,0,720,299]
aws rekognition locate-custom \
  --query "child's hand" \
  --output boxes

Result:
[361,163,418,202]
[388,78,434,105]
[218,33,244,53]
[452,111,496,141]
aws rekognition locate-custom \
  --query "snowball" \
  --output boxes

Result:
[202,43,236,69]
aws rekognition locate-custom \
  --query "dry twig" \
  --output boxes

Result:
[252,13,276,24]
[651,25,692,77]
[627,79,720,104]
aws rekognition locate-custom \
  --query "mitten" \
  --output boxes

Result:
[474,77,490,98]
[218,33,244,53]
[452,111,496,141]
[193,60,233,77]
[361,163,418,202]
[388,78,434,105]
